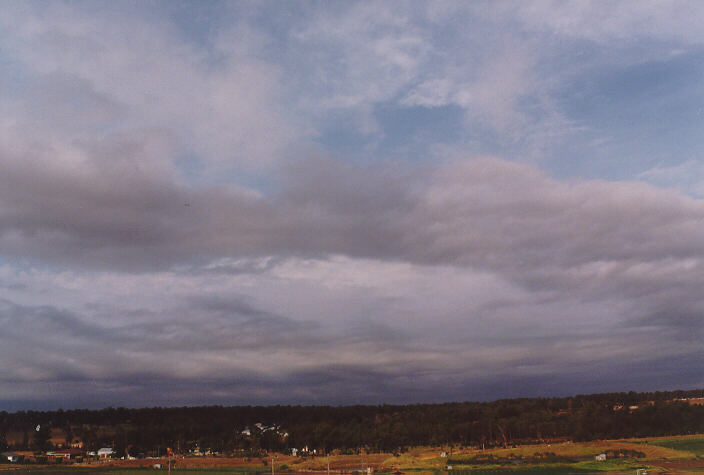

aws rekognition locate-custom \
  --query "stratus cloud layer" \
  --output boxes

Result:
[1,156,703,407]
[1,1,704,408]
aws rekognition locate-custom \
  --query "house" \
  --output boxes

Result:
[46,449,83,460]
[2,452,21,463]
[595,453,606,461]
[97,447,115,458]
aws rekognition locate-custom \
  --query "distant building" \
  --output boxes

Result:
[2,452,21,463]
[97,447,115,458]
[46,449,83,460]
[595,453,606,461]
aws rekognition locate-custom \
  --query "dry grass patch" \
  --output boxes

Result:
[448,439,691,462]
[291,453,390,471]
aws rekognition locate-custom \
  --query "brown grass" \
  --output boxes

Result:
[3,434,702,472]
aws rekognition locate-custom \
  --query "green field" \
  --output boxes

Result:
[0,470,270,475]
[3,435,704,473]
[643,435,704,456]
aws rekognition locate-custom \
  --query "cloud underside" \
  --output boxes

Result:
[1,154,703,406]
[3,142,704,270]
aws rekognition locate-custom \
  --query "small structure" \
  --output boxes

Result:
[440,451,447,457]
[47,449,83,460]
[291,448,298,456]
[2,452,21,463]
[97,447,115,459]
[595,453,606,461]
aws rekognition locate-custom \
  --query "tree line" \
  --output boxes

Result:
[0,389,702,457]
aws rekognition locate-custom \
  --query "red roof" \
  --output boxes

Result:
[47,449,83,456]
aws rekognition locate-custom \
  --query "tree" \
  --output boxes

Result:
[34,424,51,452]
[0,430,8,452]
[64,423,74,448]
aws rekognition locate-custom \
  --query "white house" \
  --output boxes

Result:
[97,447,115,458]
[2,452,20,463]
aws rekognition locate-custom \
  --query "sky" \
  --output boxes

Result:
[1,0,703,411]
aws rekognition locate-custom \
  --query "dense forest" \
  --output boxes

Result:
[1,389,703,457]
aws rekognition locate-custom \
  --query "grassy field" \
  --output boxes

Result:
[2,435,703,473]
[641,434,704,456]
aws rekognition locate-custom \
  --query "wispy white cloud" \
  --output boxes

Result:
[639,160,704,198]
[0,2,300,176]
[514,0,704,45]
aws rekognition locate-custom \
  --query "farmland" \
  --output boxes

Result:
[641,435,704,456]
[2,434,703,473]
[2,390,703,473]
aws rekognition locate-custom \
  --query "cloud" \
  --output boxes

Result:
[1,1,703,408]
[3,147,704,311]
[1,155,703,406]
[0,1,301,175]
[638,160,704,198]
[3,0,701,177]
[514,0,704,45]
[5,148,703,272]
